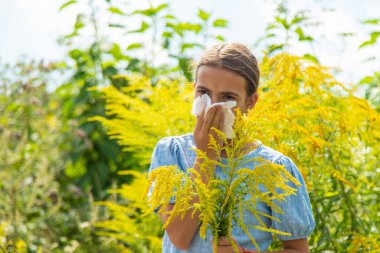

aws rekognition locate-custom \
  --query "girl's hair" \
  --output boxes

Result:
[194,42,260,97]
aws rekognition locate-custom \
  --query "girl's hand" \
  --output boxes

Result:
[212,237,244,253]
[193,105,224,160]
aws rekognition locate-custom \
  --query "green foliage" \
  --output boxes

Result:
[95,171,162,252]
[255,0,317,59]
[359,18,380,48]
[358,16,380,113]
[90,75,194,165]
[59,0,77,12]
[359,72,380,111]
[0,60,63,252]
[0,60,120,252]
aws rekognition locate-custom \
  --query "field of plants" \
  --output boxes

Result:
[0,0,379,252]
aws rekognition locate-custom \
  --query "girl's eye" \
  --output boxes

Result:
[224,95,234,100]
[199,89,207,94]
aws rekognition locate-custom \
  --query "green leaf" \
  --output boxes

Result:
[163,38,170,49]
[178,57,192,81]
[168,22,202,36]
[108,7,125,15]
[166,22,176,29]
[68,49,83,60]
[198,9,210,22]
[290,14,307,25]
[275,16,290,30]
[179,22,202,33]
[162,31,172,38]
[362,18,380,25]
[65,158,86,178]
[214,35,225,41]
[213,19,228,28]
[155,3,170,13]
[126,58,140,71]
[103,65,118,79]
[109,43,123,60]
[63,32,79,39]
[110,75,130,87]
[359,32,380,48]
[303,53,319,63]
[180,43,202,52]
[164,14,176,20]
[74,15,85,30]
[59,0,77,11]
[295,27,314,41]
[128,21,150,33]
[359,76,374,85]
[267,44,284,54]
[126,43,143,51]
[295,27,305,38]
[266,23,278,31]
[133,3,169,17]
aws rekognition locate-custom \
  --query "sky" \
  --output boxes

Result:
[0,0,379,84]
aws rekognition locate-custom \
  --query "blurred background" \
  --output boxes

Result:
[0,0,379,252]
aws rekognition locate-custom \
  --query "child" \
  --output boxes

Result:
[148,43,315,252]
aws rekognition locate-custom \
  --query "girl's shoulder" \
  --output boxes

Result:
[247,141,284,163]
[155,133,195,153]
[247,142,301,175]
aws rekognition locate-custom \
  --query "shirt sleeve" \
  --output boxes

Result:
[270,155,315,240]
[149,137,180,170]
[148,137,182,209]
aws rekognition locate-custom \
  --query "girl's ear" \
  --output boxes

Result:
[247,93,259,110]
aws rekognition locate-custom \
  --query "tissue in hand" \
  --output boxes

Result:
[191,94,236,138]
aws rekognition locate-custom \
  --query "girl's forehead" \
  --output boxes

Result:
[196,66,247,93]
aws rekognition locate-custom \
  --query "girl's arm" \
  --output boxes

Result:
[160,106,224,250]
[158,155,205,249]
[159,197,200,250]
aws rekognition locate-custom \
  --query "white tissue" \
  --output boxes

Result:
[191,94,236,138]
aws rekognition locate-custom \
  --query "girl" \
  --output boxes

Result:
[148,43,315,252]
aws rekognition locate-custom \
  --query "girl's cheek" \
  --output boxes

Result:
[194,91,201,98]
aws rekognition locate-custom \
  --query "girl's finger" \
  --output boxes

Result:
[211,106,222,130]
[217,236,231,246]
[202,106,217,132]
[195,107,206,132]
[218,111,224,133]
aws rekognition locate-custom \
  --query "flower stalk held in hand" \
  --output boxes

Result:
[145,110,301,253]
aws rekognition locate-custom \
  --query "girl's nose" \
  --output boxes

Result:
[210,96,220,104]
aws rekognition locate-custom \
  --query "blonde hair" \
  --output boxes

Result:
[194,43,260,97]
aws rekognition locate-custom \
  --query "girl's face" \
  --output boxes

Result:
[194,66,258,114]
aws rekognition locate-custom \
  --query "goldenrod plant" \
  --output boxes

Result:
[94,53,380,252]
[90,75,194,166]
[251,54,380,251]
